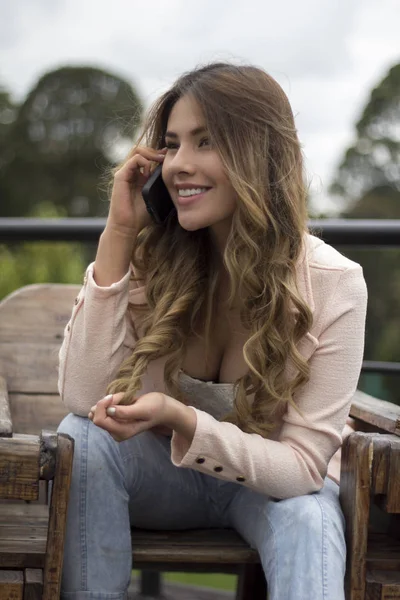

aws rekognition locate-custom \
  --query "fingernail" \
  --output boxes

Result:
[106,407,116,416]
[104,394,113,401]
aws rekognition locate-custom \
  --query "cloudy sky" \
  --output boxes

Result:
[1,0,399,214]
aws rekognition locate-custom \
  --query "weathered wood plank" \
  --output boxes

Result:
[0,503,49,522]
[350,391,400,437]
[340,432,373,600]
[9,394,68,436]
[0,284,79,395]
[0,345,62,394]
[367,532,400,572]
[0,570,24,600]
[0,435,40,501]
[42,433,74,600]
[130,529,260,565]
[366,570,400,599]
[24,569,43,600]
[0,504,48,569]
[0,376,12,437]
[0,283,78,339]
[386,437,400,514]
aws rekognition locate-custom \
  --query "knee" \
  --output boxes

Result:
[57,413,119,472]
[58,412,89,439]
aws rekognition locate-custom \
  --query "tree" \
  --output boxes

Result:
[330,63,400,208]
[329,62,400,404]
[1,66,143,217]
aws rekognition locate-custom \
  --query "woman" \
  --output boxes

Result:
[58,62,367,600]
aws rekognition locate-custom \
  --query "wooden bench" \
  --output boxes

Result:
[0,420,74,599]
[1,283,400,600]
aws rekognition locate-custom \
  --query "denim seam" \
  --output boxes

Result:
[79,418,89,590]
[314,494,328,600]
[260,504,278,598]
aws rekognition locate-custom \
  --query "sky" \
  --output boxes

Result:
[1,0,399,214]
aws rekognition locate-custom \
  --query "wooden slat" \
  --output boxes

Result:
[0,435,40,501]
[366,570,400,599]
[350,391,400,437]
[24,569,43,600]
[0,345,63,394]
[0,505,48,569]
[9,394,68,435]
[130,529,260,565]
[0,284,78,395]
[0,503,49,522]
[0,376,12,437]
[0,284,78,339]
[367,532,400,572]
[340,432,374,600]
[0,570,24,600]
[42,433,74,600]
[386,437,400,513]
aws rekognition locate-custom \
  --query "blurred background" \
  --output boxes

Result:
[1,3,399,394]
[1,1,399,392]
[0,0,399,592]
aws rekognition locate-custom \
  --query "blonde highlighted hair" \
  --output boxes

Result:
[107,62,313,436]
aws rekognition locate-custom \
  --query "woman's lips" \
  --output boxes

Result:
[176,189,210,206]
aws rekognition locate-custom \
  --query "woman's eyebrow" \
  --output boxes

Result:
[165,126,207,139]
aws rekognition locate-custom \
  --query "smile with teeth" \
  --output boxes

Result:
[178,187,209,197]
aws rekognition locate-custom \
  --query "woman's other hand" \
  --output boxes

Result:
[88,392,196,443]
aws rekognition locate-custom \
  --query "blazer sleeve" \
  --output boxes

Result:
[58,262,143,416]
[170,265,368,499]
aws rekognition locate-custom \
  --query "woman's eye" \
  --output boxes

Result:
[165,142,178,150]
[199,137,210,147]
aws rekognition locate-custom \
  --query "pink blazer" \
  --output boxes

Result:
[58,233,367,499]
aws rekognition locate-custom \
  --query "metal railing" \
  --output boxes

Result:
[1,217,400,245]
[1,217,399,377]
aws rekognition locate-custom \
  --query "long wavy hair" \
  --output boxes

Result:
[107,62,313,436]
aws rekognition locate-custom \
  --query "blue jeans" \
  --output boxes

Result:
[58,414,346,600]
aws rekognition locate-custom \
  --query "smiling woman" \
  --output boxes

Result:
[162,95,237,243]
[56,61,367,600]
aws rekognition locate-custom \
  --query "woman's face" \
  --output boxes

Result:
[162,94,237,248]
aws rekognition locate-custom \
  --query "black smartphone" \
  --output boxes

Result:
[141,165,175,225]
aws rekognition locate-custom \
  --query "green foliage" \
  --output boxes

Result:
[330,60,400,405]
[0,65,143,218]
[330,63,400,206]
[0,203,86,300]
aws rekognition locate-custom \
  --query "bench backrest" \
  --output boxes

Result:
[0,284,79,434]
[1,283,399,438]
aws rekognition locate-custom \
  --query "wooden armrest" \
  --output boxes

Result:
[0,376,12,437]
[350,390,400,436]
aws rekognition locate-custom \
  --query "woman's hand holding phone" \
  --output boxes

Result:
[107,146,167,236]
[93,147,166,287]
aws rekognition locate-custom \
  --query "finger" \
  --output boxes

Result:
[95,392,125,410]
[114,155,152,182]
[116,151,165,182]
[98,416,148,440]
[105,400,148,421]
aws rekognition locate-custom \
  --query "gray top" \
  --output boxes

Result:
[178,369,236,420]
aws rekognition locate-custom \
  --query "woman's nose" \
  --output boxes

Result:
[169,146,196,174]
